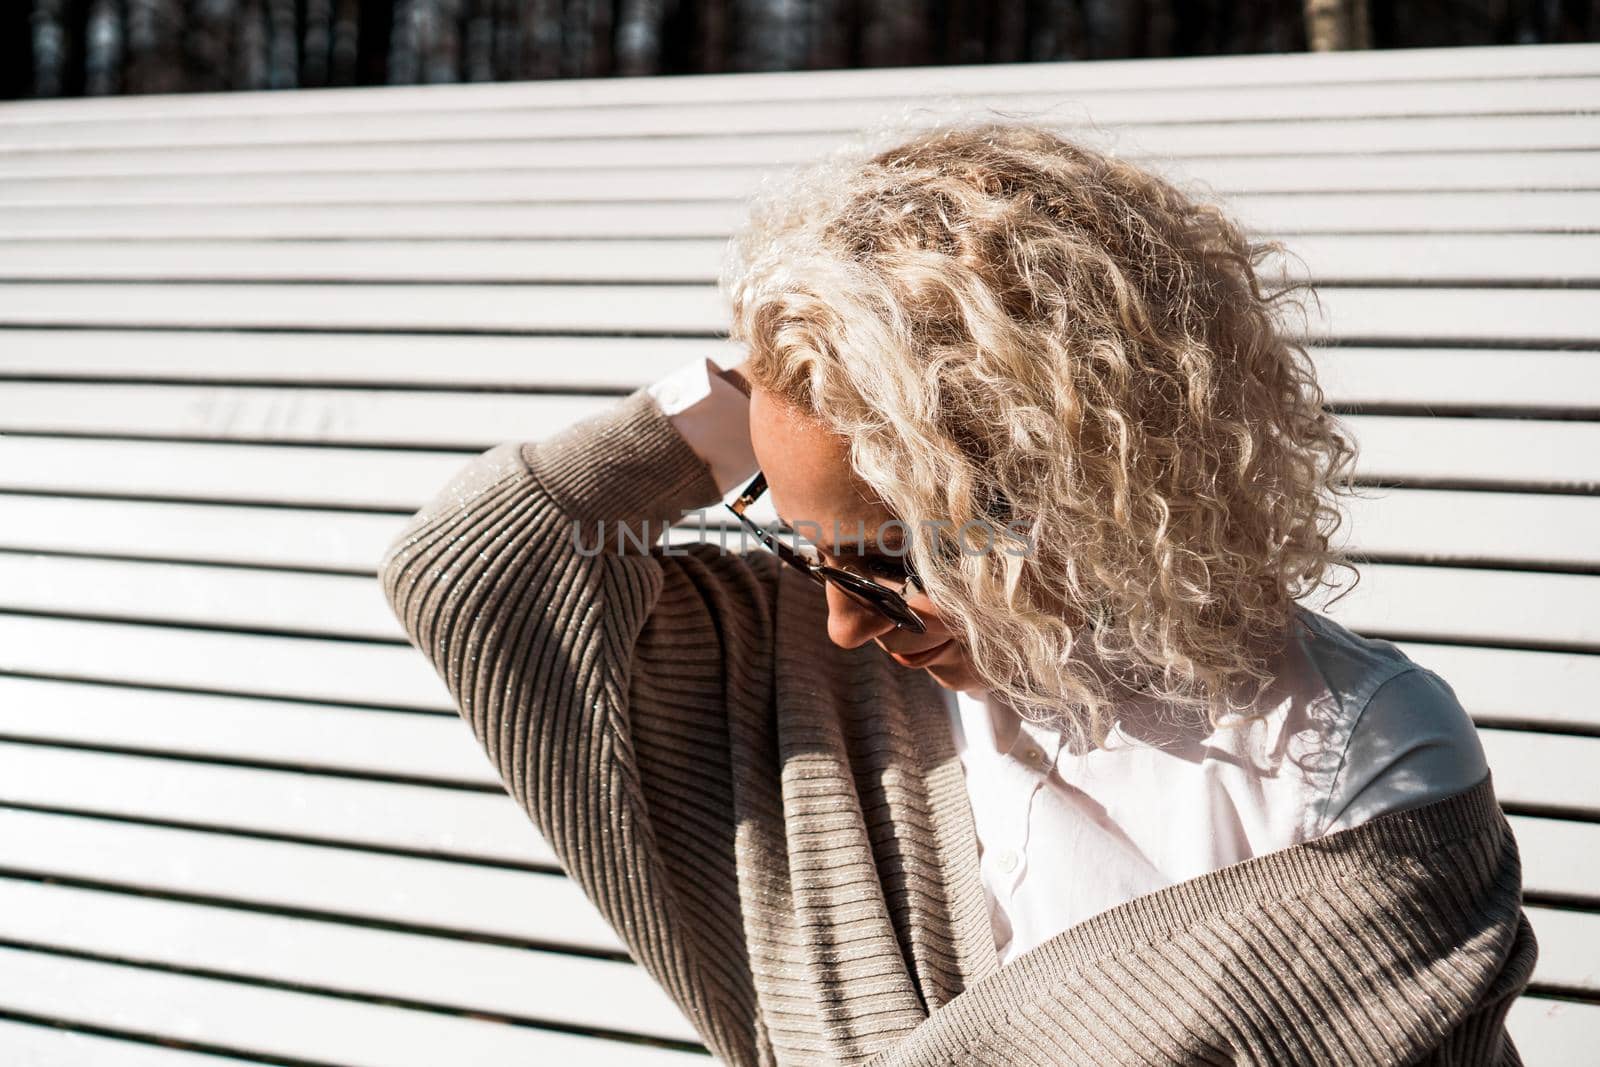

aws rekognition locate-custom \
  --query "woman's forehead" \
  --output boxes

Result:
[749,392,895,534]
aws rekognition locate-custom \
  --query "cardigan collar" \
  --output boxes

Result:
[765,569,1000,1051]
[902,664,1003,991]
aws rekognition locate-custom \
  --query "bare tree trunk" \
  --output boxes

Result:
[562,0,611,77]
[391,0,461,83]
[265,0,298,87]
[519,0,562,78]
[735,0,810,71]
[1030,0,1086,61]
[694,0,730,72]
[424,0,461,82]
[235,0,269,88]
[1139,0,1176,56]
[1,0,34,97]
[807,0,851,69]
[860,0,930,66]
[1305,0,1371,50]
[22,0,1592,101]
[462,0,494,79]
[187,0,232,91]
[990,0,1027,62]
[326,0,360,83]
[617,0,669,74]
[125,0,184,93]
[30,0,67,94]
[83,0,124,94]
[302,0,334,85]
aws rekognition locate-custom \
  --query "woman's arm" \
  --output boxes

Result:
[377,366,774,1064]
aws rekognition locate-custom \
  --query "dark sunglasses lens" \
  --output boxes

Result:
[825,570,926,633]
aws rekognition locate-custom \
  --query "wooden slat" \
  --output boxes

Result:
[2,283,1596,350]
[4,397,1598,494]
[1312,348,1600,414]
[6,487,1597,574]
[1526,905,1600,995]
[1510,998,1600,1067]
[0,154,1596,209]
[1307,564,1600,651]
[22,425,1600,517]
[5,330,1600,423]
[0,238,730,282]
[0,946,706,1067]
[1478,731,1600,817]
[1336,416,1600,492]
[1340,489,1600,570]
[0,740,551,866]
[0,613,449,710]
[1396,643,1600,734]
[9,670,1594,848]
[1,150,1597,210]
[0,551,400,640]
[0,877,698,1042]
[4,144,1597,194]
[2,113,1594,181]
[8,544,1596,650]
[1153,153,1600,195]
[4,667,1595,816]
[1506,816,1600,904]
[1,709,1593,833]
[0,279,728,328]
[0,807,591,949]
[0,676,492,784]
[2,190,1597,240]
[0,767,1594,976]
[0,495,402,572]
[0,1018,266,1067]
[0,329,716,384]
[1,867,1586,1038]
[1280,236,1600,286]
[6,234,1599,286]
[0,382,607,448]
[4,78,1596,151]
[7,329,1599,412]
[3,42,1594,128]
[10,612,1594,739]
[0,437,468,510]
[0,774,1590,954]
[13,675,1596,832]
[0,115,1593,185]
[1234,191,1600,232]
[1,712,1594,909]
[2,331,1597,417]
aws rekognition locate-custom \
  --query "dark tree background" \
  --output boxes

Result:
[2,0,1595,100]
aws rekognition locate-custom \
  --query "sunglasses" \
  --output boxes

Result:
[724,470,928,633]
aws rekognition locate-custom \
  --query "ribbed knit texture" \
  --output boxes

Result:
[379,387,1536,1067]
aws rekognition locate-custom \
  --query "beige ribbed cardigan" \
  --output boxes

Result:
[379,385,1536,1066]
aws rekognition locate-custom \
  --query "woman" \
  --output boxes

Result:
[380,120,1534,1066]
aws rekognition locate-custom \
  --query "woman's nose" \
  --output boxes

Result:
[823,582,897,650]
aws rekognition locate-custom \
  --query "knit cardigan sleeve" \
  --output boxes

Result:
[377,387,778,1063]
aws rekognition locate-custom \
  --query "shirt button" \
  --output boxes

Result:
[1024,746,1042,764]
[995,848,1019,874]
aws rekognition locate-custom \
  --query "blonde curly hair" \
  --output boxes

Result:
[720,113,1362,747]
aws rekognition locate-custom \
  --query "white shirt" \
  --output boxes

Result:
[646,356,1490,965]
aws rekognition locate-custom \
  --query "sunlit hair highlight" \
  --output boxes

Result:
[720,112,1362,747]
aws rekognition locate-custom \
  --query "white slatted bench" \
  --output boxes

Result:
[1,40,1597,1065]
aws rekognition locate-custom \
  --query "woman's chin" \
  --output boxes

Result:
[923,658,972,690]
